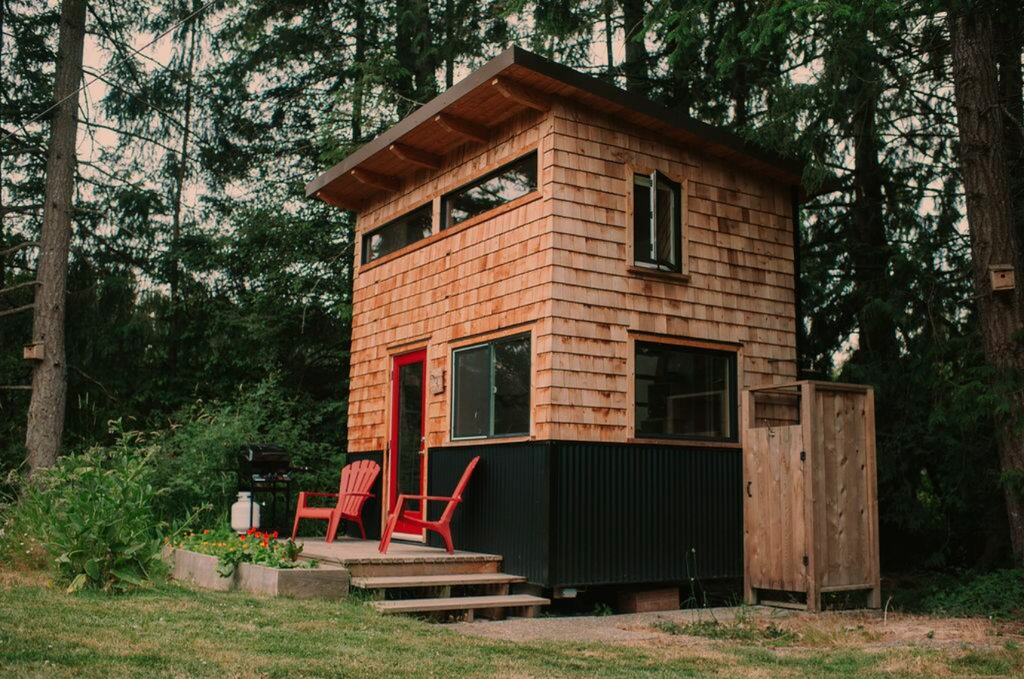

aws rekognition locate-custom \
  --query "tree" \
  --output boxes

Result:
[24,0,87,474]
[949,0,1024,561]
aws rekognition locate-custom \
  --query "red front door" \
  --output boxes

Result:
[389,349,427,536]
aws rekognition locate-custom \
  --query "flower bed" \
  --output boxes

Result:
[164,528,348,599]
[173,527,313,577]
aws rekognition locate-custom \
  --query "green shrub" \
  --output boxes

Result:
[10,429,165,592]
[919,569,1024,620]
[149,375,345,526]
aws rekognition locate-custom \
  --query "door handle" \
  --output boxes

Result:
[746,481,752,498]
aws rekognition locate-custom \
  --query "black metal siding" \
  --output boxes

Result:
[550,443,742,587]
[428,441,741,588]
[427,442,551,584]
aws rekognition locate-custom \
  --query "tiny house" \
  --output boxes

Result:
[308,47,879,608]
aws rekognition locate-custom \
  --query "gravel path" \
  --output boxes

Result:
[450,605,782,644]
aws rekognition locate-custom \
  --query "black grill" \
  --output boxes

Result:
[238,443,292,481]
[237,443,308,532]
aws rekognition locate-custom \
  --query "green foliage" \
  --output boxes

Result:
[913,570,1024,620]
[3,428,165,592]
[654,611,796,645]
[171,526,313,578]
[890,569,1024,620]
[148,375,345,525]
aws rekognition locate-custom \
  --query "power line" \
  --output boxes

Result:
[0,0,220,145]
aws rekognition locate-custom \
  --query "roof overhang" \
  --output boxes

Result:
[307,46,804,210]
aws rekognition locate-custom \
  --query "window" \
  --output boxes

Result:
[452,334,531,439]
[362,204,432,264]
[443,153,538,228]
[635,341,737,441]
[633,171,682,272]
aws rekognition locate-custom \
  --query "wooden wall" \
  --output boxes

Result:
[346,98,798,454]
[348,109,552,453]
[541,100,797,443]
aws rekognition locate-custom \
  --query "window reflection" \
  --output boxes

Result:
[444,153,537,228]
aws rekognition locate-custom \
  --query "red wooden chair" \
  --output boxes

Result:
[291,459,380,542]
[378,456,481,554]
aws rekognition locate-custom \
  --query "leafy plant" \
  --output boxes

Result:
[148,376,345,526]
[171,526,314,578]
[654,610,796,646]
[917,570,1024,620]
[10,426,166,592]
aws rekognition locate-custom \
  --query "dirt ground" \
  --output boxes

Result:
[451,605,1024,653]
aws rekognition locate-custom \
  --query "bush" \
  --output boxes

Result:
[5,429,165,592]
[149,375,345,526]
[919,569,1024,620]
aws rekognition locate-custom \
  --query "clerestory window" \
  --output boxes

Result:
[633,171,682,273]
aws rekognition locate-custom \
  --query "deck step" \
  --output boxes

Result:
[370,594,550,615]
[352,573,526,589]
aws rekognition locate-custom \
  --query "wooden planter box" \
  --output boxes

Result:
[163,547,349,599]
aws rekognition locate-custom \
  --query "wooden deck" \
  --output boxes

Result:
[295,537,503,577]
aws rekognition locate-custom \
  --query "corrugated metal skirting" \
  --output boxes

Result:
[428,441,742,588]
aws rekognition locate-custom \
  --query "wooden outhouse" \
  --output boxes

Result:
[308,47,878,605]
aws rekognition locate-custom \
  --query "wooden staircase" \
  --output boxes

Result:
[299,539,548,621]
[352,559,548,621]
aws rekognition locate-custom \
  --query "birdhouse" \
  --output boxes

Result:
[991,265,1015,293]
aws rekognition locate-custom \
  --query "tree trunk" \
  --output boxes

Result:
[618,0,649,97]
[604,0,615,80]
[168,10,197,375]
[351,0,366,143]
[849,87,898,364]
[25,0,87,475]
[950,4,1024,562]
[394,0,437,119]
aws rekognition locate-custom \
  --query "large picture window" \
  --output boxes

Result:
[635,341,737,441]
[452,334,531,439]
[443,153,538,228]
[633,171,682,272]
[362,204,433,264]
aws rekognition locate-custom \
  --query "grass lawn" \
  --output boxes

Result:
[1,570,1022,678]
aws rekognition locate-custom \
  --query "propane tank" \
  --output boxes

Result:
[230,491,261,532]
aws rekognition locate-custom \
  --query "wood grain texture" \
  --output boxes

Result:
[346,97,798,455]
[743,382,881,611]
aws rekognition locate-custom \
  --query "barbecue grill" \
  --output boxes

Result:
[236,443,309,532]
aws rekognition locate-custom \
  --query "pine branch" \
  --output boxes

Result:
[0,241,39,257]
[0,280,41,296]
[0,303,34,318]
[0,205,43,217]
[70,365,119,403]
[82,119,179,155]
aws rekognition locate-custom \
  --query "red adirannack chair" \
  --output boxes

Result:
[291,459,380,543]
[378,456,480,554]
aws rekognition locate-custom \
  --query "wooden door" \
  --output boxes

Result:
[744,423,807,594]
[389,349,426,537]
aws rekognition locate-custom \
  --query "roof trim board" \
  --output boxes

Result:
[307,46,803,208]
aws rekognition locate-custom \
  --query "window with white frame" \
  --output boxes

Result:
[633,171,683,272]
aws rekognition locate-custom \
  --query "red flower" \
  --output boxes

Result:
[247,527,257,535]
[239,535,246,541]
[202,529,210,534]
[271,531,279,539]
[261,540,269,548]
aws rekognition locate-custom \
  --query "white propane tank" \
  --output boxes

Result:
[230,491,261,532]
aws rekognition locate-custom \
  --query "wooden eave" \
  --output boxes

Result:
[307,46,804,211]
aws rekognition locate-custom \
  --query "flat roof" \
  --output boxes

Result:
[308,46,804,210]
